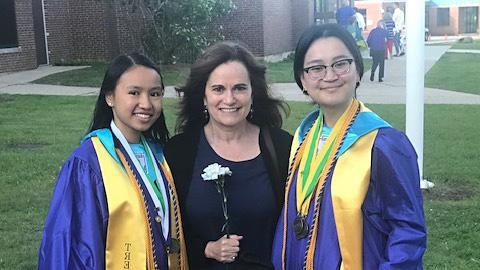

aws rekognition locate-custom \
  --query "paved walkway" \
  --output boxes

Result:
[1,45,480,104]
[447,49,480,54]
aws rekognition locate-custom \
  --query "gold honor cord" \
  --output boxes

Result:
[281,99,360,270]
[304,100,362,269]
[296,99,360,218]
[158,161,189,270]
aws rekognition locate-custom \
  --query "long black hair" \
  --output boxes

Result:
[175,41,289,133]
[87,53,169,145]
[293,23,364,91]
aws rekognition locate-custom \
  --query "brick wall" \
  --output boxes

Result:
[45,0,143,64]
[217,0,314,58]
[221,0,265,56]
[291,0,314,45]
[113,3,144,55]
[43,0,73,64]
[69,0,113,60]
[2,0,311,72]
[428,7,460,36]
[263,0,293,56]
[0,0,37,73]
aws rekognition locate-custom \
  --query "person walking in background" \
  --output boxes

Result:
[392,2,405,56]
[336,0,355,28]
[272,23,426,269]
[38,53,188,269]
[165,41,292,269]
[367,20,388,82]
[383,11,396,59]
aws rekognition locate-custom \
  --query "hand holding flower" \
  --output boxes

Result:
[205,234,243,263]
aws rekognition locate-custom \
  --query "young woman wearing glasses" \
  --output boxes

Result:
[272,24,426,269]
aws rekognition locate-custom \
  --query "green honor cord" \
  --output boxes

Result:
[300,118,337,208]
[141,138,167,215]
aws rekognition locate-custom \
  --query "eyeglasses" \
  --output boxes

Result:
[303,58,354,80]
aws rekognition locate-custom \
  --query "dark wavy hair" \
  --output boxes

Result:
[293,23,364,91]
[87,52,169,145]
[175,41,289,133]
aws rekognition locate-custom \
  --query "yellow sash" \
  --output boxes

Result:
[334,130,377,270]
[305,130,377,270]
[282,102,388,269]
[93,137,189,269]
[92,137,152,269]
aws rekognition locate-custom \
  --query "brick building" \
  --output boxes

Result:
[0,0,141,73]
[0,0,37,73]
[354,0,479,37]
[426,0,480,36]
[1,0,324,73]
[221,0,314,59]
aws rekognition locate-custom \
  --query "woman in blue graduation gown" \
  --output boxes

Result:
[38,53,188,269]
[272,24,427,269]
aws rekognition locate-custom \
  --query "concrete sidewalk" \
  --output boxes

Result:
[1,46,480,104]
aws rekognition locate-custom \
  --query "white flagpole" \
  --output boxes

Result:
[406,0,434,189]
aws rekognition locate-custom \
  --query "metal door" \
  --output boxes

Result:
[459,7,478,34]
[33,0,48,65]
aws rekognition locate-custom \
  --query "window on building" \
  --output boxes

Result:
[437,8,450,27]
[0,0,19,49]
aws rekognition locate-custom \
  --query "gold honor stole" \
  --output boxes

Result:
[92,137,188,270]
[282,101,385,270]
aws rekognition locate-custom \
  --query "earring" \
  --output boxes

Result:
[203,105,209,120]
[247,104,254,120]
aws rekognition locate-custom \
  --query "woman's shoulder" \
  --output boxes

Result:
[55,138,104,187]
[166,130,200,150]
[267,127,293,143]
[68,137,118,178]
[70,138,99,165]
[164,130,202,159]
[374,127,417,159]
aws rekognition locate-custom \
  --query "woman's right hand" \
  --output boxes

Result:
[204,234,243,263]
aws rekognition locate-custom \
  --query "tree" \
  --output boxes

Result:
[119,0,235,64]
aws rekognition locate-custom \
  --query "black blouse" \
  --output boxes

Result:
[164,126,292,269]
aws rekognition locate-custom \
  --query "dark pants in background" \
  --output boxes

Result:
[370,49,385,81]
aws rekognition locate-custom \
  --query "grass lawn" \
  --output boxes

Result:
[33,58,374,87]
[425,52,480,95]
[1,94,479,269]
[451,39,480,50]
[33,62,190,88]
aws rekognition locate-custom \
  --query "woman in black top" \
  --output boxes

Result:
[164,41,292,269]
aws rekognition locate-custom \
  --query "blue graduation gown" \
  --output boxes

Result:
[272,127,427,269]
[38,137,169,269]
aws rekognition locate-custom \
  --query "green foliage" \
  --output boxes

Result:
[123,0,235,64]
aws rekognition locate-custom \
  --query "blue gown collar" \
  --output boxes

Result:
[297,108,391,156]
[82,128,120,164]
[82,128,164,165]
